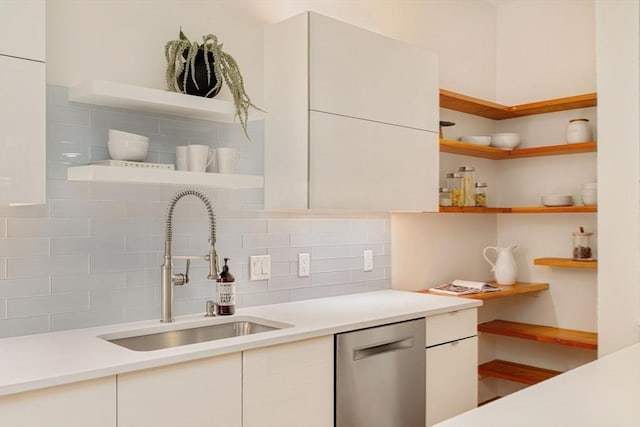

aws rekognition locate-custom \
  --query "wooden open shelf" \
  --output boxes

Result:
[440,139,597,160]
[478,360,561,385]
[478,320,597,350]
[534,257,597,269]
[440,89,597,120]
[422,281,549,301]
[439,206,596,214]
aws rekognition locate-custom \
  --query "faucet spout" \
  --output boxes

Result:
[161,188,219,323]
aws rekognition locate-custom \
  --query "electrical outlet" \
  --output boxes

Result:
[298,253,310,277]
[363,250,373,272]
[250,255,271,280]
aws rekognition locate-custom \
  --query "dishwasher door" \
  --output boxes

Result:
[335,318,425,427]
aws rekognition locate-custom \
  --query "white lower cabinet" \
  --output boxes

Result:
[0,376,116,427]
[425,309,478,427]
[117,353,242,427]
[243,335,334,427]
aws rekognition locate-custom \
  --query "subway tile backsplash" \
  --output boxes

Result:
[0,86,391,338]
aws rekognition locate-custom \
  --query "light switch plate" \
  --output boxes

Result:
[363,250,373,271]
[298,253,310,277]
[250,255,271,280]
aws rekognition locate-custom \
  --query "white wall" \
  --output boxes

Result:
[46,0,497,100]
[595,0,640,356]
[496,0,596,105]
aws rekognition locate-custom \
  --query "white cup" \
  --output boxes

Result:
[188,144,213,172]
[206,148,217,173]
[217,148,238,174]
[176,146,188,171]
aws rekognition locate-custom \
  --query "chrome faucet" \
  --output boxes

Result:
[161,189,220,323]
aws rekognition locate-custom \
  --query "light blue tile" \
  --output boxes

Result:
[124,235,164,253]
[51,122,104,146]
[0,204,50,219]
[125,286,160,308]
[218,218,268,234]
[47,161,70,180]
[0,237,49,257]
[241,290,290,308]
[158,116,220,139]
[51,236,125,256]
[8,218,90,238]
[50,199,125,218]
[125,201,167,218]
[48,103,91,126]
[0,315,50,338]
[242,232,290,249]
[330,282,369,297]
[290,286,332,302]
[349,244,385,257]
[51,272,126,293]
[267,275,311,291]
[47,180,91,200]
[268,219,312,233]
[89,145,110,162]
[311,258,360,273]
[368,279,391,291]
[90,218,159,237]
[125,305,161,322]
[0,299,6,319]
[47,85,70,106]
[90,108,159,136]
[7,255,88,279]
[350,267,385,282]
[0,277,51,298]
[90,288,127,309]
[90,182,159,202]
[90,252,159,273]
[7,291,89,318]
[311,271,351,286]
[51,308,126,332]
[125,270,159,288]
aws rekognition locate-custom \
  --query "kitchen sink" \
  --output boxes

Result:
[100,317,291,351]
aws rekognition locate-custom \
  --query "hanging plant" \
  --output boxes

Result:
[164,29,262,140]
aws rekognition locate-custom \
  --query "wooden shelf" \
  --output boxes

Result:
[534,257,597,269]
[440,89,597,120]
[421,281,549,300]
[69,80,265,123]
[67,165,264,189]
[440,139,597,160]
[478,320,597,350]
[439,206,596,214]
[478,360,561,385]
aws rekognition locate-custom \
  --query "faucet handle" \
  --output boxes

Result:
[174,259,191,286]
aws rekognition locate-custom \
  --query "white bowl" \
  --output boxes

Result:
[108,129,150,143]
[490,133,521,150]
[459,135,491,146]
[108,139,149,161]
[541,194,574,207]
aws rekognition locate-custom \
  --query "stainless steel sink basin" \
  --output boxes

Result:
[101,317,290,351]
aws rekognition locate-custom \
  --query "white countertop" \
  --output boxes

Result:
[0,290,479,397]
[436,342,640,427]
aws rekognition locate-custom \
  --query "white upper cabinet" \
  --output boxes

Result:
[309,12,438,131]
[0,0,46,206]
[264,12,439,211]
[0,0,45,61]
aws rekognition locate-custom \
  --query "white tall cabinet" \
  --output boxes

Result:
[264,12,439,211]
[0,0,46,205]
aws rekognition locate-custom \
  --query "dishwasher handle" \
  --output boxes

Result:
[353,336,415,360]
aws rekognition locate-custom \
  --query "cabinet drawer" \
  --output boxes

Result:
[426,308,476,347]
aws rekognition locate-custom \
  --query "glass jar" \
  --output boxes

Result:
[572,231,594,260]
[446,173,463,207]
[566,118,593,143]
[457,166,476,207]
[439,187,453,207]
[474,182,488,207]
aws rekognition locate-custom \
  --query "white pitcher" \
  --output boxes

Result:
[482,245,518,285]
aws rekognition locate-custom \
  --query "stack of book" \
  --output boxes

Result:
[429,280,501,296]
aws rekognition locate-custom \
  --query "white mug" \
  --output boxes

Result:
[188,144,213,172]
[176,146,188,171]
[217,148,238,174]
[206,148,217,173]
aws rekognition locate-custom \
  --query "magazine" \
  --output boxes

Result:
[429,280,501,296]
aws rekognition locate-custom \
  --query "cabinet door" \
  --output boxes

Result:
[426,337,478,427]
[309,12,438,131]
[309,111,439,211]
[0,56,46,205]
[0,377,116,427]
[243,336,333,427]
[0,0,45,61]
[118,353,241,427]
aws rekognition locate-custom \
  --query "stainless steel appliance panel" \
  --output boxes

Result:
[335,318,426,427]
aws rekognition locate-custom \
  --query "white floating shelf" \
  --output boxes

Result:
[68,80,264,123]
[68,165,264,189]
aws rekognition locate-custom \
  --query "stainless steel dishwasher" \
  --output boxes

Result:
[335,318,425,427]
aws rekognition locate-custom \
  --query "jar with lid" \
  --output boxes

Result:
[446,173,463,207]
[572,231,594,260]
[566,118,593,143]
[439,187,453,207]
[457,166,476,207]
[474,182,488,207]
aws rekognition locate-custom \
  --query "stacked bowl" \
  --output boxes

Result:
[581,182,597,206]
[107,129,149,161]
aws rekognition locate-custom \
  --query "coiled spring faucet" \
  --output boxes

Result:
[161,189,220,323]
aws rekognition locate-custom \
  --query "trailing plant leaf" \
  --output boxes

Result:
[164,30,263,141]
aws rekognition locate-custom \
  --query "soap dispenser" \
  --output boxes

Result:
[216,258,236,315]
